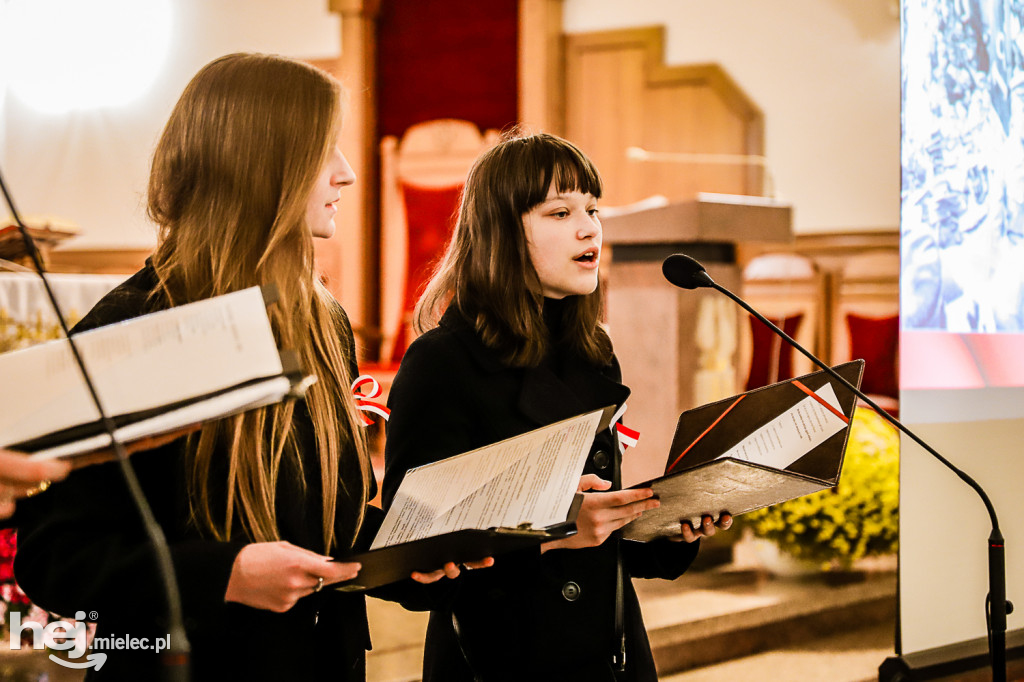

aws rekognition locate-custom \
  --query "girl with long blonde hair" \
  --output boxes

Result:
[15,53,455,681]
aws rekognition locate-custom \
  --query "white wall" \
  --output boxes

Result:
[0,0,340,248]
[563,0,901,234]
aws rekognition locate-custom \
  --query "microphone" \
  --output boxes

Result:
[662,253,1011,681]
[0,168,191,681]
[662,253,716,290]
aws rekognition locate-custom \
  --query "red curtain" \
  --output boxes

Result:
[376,0,519,139]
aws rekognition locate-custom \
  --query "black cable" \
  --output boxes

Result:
[0,167,190,681]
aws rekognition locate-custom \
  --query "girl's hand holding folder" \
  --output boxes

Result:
[540,474,661,552]
[671,513,733,543]
[410,557,496,583]
[0,448,70,518]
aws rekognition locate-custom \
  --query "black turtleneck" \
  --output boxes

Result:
[541,296,574,371]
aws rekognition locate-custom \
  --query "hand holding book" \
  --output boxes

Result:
[408,557,495,584]
[0,448,71,519]
[671,512,733,543]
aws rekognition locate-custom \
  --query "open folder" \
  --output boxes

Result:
[334,406,615,591]
[0,287,311,460]
[622,360,865,542]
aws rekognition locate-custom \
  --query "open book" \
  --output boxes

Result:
[334,406,615,591]
[621,361,864,542]
[0,287,310,460]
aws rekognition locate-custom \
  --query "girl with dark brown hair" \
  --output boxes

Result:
[384,132,731,681]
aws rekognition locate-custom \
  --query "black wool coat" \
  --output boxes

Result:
[14,263,377,681]
[382,305,700,682]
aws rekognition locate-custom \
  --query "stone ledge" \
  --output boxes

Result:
[641,571,897,676]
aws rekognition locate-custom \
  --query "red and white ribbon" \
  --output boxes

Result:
[615,422,640,454]
[609,403,639,454]
[351,374,390,426]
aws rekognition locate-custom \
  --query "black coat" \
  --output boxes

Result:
[382,305,700,682]
[14,264,376,681]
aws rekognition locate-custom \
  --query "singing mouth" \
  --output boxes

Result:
[573,248,599,264]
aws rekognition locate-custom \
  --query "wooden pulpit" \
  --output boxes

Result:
[602,194,792,486]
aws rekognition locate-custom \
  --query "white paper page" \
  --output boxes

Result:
[371,409,603,549]
[29,375,297,460]
[715,383,846,470]
[0,287,282,448]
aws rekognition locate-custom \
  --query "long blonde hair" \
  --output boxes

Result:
[416,133,612,367]
[147,53,370,551]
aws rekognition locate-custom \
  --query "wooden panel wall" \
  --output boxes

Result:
[564,27,764,206]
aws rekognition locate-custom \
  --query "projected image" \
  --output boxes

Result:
[901,0,1024,333]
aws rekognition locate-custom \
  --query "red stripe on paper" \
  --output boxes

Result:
[791,380,848,423]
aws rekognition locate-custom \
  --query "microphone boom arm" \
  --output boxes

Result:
[705,276,1009,681]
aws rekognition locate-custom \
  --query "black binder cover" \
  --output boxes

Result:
[333,407,617,591]
[622,361,865,542]
[334,495,584,592]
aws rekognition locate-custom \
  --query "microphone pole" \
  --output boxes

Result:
[662,253,1011,681]
[0,169,191,681]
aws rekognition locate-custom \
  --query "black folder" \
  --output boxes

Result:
[332,406,616,591]
[333,495,583,592]
[622,360,865,542]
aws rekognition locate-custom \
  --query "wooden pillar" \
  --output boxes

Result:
[325,0,379,356]
[518,0,565,135]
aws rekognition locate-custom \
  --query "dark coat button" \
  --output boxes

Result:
[592,449,610,470]
[561,581,581,601]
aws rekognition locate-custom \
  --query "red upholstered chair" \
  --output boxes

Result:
[846,312,899,401]
[833,250,900,415]
[389,182,463,361]
[740,253,821,391]
[379,120,499,364]
[745,312,804,391]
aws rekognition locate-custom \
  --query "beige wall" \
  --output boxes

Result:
[899,401,1024,653]
[563,0,900,234]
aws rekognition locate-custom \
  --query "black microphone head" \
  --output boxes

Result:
[662,254,714,289]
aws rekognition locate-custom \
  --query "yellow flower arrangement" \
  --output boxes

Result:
[741,405,900,570]
[0,308,79,352]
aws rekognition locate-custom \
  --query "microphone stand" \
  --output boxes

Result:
[0,169,191,681]
[691,267,1010,681]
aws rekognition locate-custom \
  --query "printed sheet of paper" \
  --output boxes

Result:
[371,410,603,549]
[0,287,282,448]
[715,383,846,470]
[29,375,299,460]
